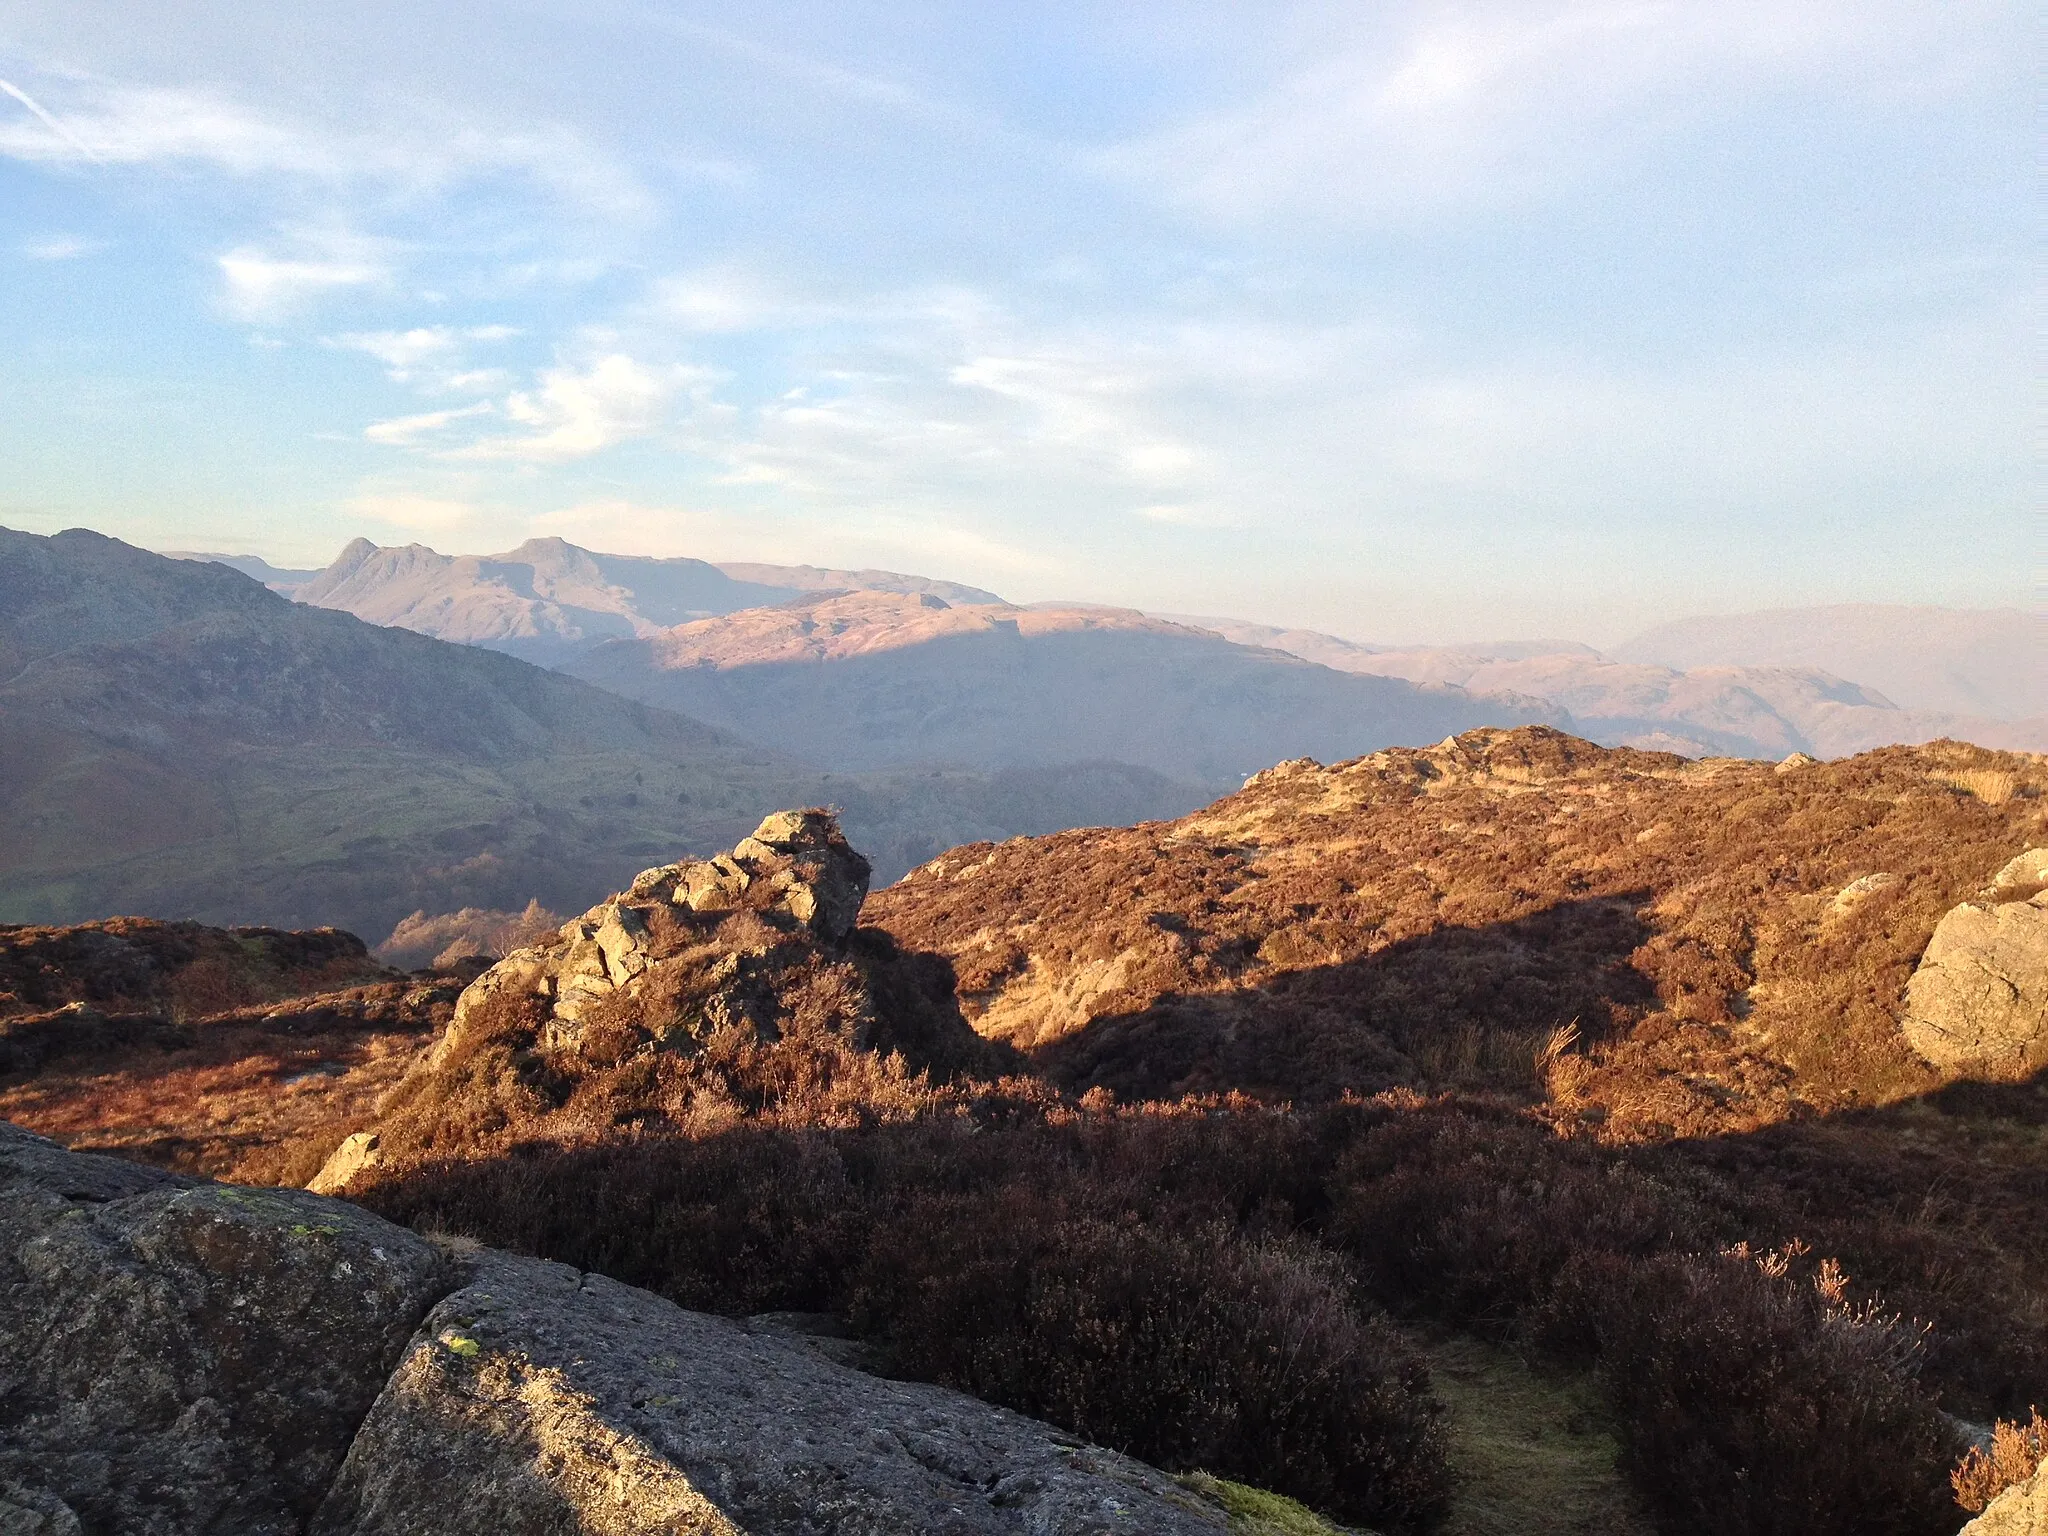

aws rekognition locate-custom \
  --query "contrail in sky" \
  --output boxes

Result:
[0,77,104,162]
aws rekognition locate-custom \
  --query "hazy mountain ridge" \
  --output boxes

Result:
[561,588,1555,786]
[169,536,2037,763]
[1615,603,2043,720]
[0,529,1202,936]
[184,537,1006,667]
[1170,618,2046,759]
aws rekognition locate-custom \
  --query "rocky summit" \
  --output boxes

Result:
[439,807,872,1060]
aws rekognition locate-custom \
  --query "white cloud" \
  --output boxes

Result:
[398,354,702,462]
[20,234,106,260]
[363,401,496,447]
[218,231,394,320]
[328,324,519,383]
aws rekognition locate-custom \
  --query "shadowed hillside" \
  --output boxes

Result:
[0,528,1204,935]
[564,590,1556,786]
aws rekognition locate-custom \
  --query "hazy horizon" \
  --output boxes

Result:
[1,2,2030,644]
[141,527,2031,657]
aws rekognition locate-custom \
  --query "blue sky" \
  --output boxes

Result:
[0,1,2030,642]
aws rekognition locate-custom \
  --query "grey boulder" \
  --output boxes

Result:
[315,1252,1229,1536]
[0,1122,448,1535]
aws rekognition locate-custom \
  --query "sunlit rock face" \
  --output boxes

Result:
[1904,849,2048,1080]
[436,809,873,1063]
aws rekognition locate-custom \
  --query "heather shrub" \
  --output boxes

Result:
[1953,1408,2047,1513]
[1595,1246,1964,1536]
[1321,1104,1970,1534]
[851,1191,1450,1530]
[360,1094,1985,1534]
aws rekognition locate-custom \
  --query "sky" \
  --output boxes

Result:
[0,1,2031,644]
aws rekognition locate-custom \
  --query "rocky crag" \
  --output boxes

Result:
[347,809,986,1168]
[441,807,872,1056]
[0,1121,1242,1535]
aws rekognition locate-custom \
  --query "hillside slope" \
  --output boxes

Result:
[565,590,1555,786]
[867,726,2046,1136]
[0,528,1197,936]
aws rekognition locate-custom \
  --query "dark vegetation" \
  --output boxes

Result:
[0,916,392,1021]
[0,916,465,1184]
[354,1071,2008,1535]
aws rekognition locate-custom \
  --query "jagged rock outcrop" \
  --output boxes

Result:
[433,809,872,1066]
[0,1121,449,1533]
[1960,1461,2047,1536]
[1,1122,1235,1534]
[315,1253,1229,1536]
[1903,849,2048,1080]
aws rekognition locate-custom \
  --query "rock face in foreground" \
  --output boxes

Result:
[0,1122,448,1533]
[1,1121,1232,1534]
[1904,849,2048,1080]
[317,1253,1228,1536]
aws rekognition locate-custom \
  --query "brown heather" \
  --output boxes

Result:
[1952,1408,2047,1514]
[867,728,2048,1128]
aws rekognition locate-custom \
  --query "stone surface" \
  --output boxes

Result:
[4,1119,1244,1532]
[1961,1462,2047,1536]
[437,809,872,1060]
[0,1482,82,1535]
[316,1252,1231,1536]
[1903,849,2048,1080]
[0,1121,448,1534]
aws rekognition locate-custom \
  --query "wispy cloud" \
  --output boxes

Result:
[0,75,104,162]
[1094,2,2000,227]
[219,239,390,321]
[327,325,520,384]
[20,234,107,261]
[0,73,653,215]
[363,401,496,447]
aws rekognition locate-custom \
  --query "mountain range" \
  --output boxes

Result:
[0,529,1199,936]
[170,537,1002,665]
[213,536,2043,767]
